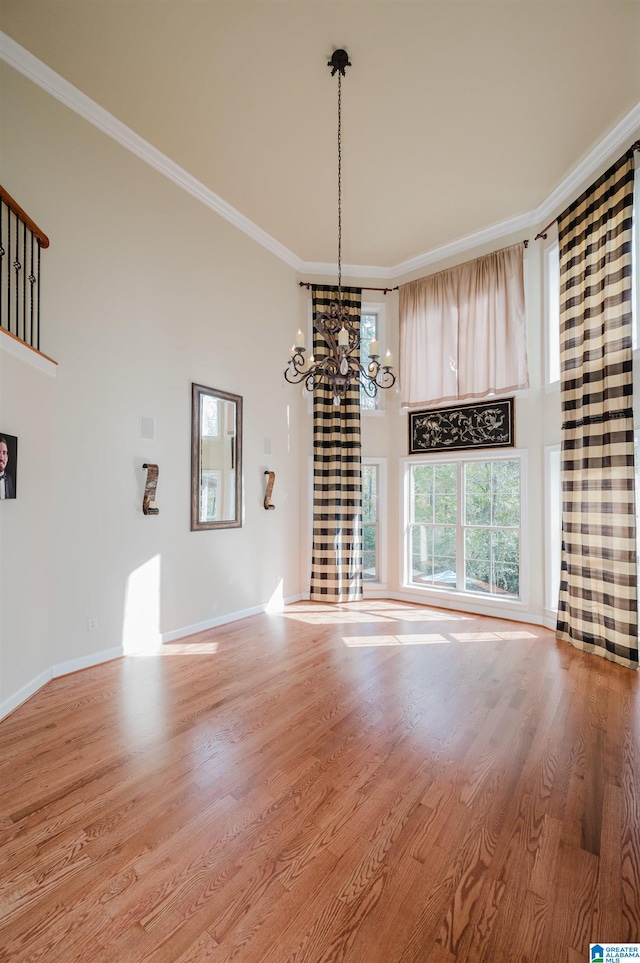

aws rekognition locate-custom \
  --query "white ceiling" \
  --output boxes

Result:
[2,1,640,273]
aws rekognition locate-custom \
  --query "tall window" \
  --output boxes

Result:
[360,312,379,410]
[362,463,379,580]
[545,445,561,612]
[465,460,520,597]
[409,463,457,588]
[407,455,522,599]
[307,455,385,586]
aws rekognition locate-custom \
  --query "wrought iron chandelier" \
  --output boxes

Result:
[285,49,396,407]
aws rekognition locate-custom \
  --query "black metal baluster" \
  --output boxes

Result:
[36,240,41,351]
[14,214,21,340]
[0,198,47,349]
[29,233,35,347]
[22,222,27,344]
[7,209,11,334]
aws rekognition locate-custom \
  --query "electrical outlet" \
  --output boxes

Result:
[87,617,98,632]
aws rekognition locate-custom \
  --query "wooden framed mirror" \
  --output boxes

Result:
[191,383,243,530]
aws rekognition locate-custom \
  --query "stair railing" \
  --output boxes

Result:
[0,186,49,352]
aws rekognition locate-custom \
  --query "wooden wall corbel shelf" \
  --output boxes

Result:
[264,470,275,510]
[143,463,159,515]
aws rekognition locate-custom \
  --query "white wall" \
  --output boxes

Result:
[0,341,55,711]
[1,62,304,715]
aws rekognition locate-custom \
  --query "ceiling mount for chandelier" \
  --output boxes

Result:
[284,49,396,407]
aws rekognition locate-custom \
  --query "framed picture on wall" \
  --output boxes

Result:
[0,432,18,499]
[408,398,515,454]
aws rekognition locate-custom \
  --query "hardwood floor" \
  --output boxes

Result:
[1,600,639,962]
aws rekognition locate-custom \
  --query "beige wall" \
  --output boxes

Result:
[1,62,304,714]
[0,342,54,709]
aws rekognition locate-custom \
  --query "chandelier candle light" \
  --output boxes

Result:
[285,50,396,407]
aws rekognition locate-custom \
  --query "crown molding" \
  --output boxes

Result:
[2,31,638,282]
[301,207,532,282]
[300,261,397,281]
[0,32,303,272]
[307,102,640,283]
[532,101,640,228]
[386,211,534,281]
[334,102,640,283]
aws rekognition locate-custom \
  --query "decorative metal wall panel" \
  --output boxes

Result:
[408,398,515,454]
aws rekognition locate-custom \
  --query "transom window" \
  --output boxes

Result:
[360,312,379,410]
[545,445,561,613]
[407,456,522,599]
[305,300,387,412]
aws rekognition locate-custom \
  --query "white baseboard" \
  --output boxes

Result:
[161,593,307,643]
[1,646,124,721]
[2,595,311,719]
[1,668,52,721]
[52,646,123,678]
[363,585,391,599]
[162,605,266,642]
[283,593,306,605]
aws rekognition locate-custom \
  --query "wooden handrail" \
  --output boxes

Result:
[0,184,49,248]
[0,326,58,365]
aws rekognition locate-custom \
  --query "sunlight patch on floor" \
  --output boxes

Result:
[494,630,538,639]
[283,610,395,625]
[450,630,537,642]
[373,608,472,623]
[343,633,451,647]
[120,658,167,739]
[161,641,219,655]
[282,600,474,627]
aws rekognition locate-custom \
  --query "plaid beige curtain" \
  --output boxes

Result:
[556,150,638,669]
[310,286,363,602]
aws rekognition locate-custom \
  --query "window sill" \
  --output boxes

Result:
[544,381,560,394]
[402,582,528,611]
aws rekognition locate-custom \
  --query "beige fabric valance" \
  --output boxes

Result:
[399,242,529,408]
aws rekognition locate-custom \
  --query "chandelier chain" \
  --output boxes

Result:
[337,72,342,297]
[283,50,396,405]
